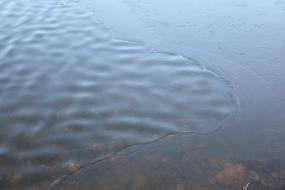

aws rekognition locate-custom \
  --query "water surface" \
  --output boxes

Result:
[0,0,285,189]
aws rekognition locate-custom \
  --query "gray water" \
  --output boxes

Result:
[0,0,285,189]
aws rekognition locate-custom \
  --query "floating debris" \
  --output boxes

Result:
[67,162,80,174]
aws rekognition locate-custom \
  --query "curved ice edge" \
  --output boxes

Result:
[44,1,240,189]
[47,86,239,190]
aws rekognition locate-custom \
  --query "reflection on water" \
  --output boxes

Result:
[0,0,285,189]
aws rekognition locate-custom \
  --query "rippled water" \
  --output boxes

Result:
[0,0,240,189]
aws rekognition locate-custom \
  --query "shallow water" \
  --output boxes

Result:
[0,0,285,189]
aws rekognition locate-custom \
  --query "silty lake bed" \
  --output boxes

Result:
[0,0,285,189]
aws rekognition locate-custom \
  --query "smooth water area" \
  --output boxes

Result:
[0,0,285,189]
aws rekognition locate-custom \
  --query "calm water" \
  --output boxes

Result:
[0,0,285,189]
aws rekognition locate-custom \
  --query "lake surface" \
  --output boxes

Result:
[0,0,285,189]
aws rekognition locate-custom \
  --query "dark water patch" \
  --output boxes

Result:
[49,134,285,190]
